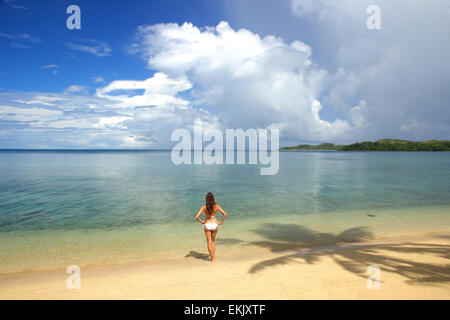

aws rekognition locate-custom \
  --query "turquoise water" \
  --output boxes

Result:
[0,150,449,273]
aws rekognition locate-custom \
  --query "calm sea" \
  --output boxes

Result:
[0,150,449,273]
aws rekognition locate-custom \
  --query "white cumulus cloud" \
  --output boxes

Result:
[131,21,352,143]
[96,72,192,108]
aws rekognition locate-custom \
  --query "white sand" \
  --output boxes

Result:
[0,231,448,300]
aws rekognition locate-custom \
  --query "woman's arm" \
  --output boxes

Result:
[195,206,206,224]
[216,204,228,225]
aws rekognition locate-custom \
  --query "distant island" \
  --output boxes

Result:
[281,139,450,151]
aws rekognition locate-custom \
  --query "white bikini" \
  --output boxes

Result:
[204,215,218,231]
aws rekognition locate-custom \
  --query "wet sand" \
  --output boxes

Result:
[1,231,448,300]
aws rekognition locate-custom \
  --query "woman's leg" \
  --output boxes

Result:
[211,228,218,241]
[210,229,218,261]
[204,229,215,261]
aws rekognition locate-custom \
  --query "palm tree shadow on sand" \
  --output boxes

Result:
[244,223,450,285]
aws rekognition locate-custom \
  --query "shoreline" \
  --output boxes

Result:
[1,205,449,275]
[1,230,448,299]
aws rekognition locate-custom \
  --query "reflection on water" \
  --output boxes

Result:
[0,150,449,232]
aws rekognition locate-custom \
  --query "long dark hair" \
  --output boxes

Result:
[205,192,216,215]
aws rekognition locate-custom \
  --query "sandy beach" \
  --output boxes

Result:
[1,230,448,300]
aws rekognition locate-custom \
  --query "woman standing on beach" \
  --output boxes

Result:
[195,192,227,262]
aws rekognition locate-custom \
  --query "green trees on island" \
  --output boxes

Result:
[281,139,450,151]
[282,143,345,151]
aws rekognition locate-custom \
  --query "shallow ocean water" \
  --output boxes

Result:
[0,150,449,273]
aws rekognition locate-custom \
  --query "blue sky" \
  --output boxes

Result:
[0,0,449,148]
[0,0,224,92]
